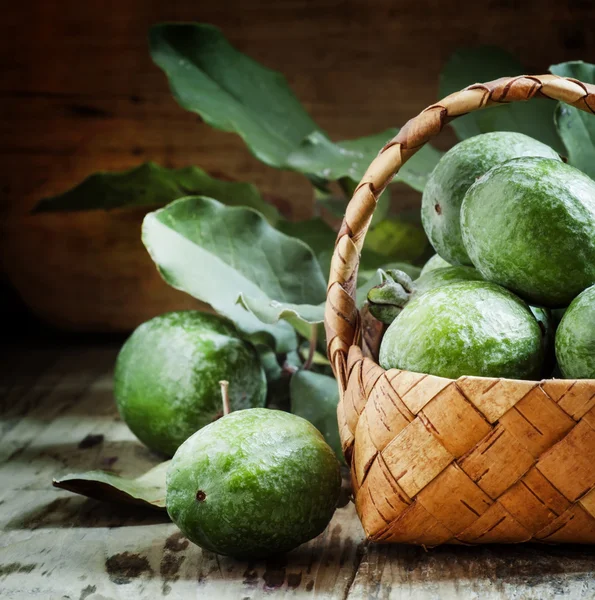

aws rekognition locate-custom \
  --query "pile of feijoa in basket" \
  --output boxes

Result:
[367,131,595,381]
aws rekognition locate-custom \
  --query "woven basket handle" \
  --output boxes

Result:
[324,74,595,392]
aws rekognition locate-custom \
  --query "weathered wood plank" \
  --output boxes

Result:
[1,342,595,599]
[0,489,363,599]
[0,346,116,458]
[0,343,366,599]
[346,543,595,600]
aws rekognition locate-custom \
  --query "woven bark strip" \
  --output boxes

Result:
[324,74,595,545]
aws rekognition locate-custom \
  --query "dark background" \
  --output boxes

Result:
[1,0,594,335]
[2,0,593,218]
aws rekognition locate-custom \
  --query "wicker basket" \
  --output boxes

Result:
[325,74,595,545]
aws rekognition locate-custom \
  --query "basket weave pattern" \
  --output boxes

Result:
[325,74,595,545]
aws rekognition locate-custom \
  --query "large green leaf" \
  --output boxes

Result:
[150,23,441,190]
[238,294,326,356]
[237,295,325,340]
[290,370,343,463]
[53,461,170,510]
[143,197,327,352]
[277,218,336,276]
[150,23,320,169]
[314,182,390,229]
[238,263,418,335]
[33,162,279,223]
[550,61,595,178]
[393,143,444,192]
[288,130,443,192]
[439,47,564,153]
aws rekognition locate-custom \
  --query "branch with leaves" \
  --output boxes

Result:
[41,28,595,502]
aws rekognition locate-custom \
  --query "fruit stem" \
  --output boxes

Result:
[303,326,318,371]
[219,380,231,416]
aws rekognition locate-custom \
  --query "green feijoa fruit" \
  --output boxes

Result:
[368,265,483,325]
[166,408,341,558]
[114,311,266,457]
[461,157,595,308]
[555,285,595,379]
[414,265,484,296]
[379,281,543,380]
[419,254,451,277]
[368,265,550,342]
[422,132,560,266]
[417,269,550,354]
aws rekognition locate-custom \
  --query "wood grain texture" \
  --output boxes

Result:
[2,0,594,331]
[1,339,595,599]
[0,208,203,332]
[2,0,595,218]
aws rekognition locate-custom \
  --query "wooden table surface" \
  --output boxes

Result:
[1,338,594,599]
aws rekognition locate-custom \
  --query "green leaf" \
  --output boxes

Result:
[314,188,350,219]
[290,370,343,463]
[364,218,431,264]
[238,297,327,363]
[287,130,393,182]
[277,218,336,276]
[239,262,422,336]
[240,275,392,330]
[33,162,279,223]
[238,295,325,329]
[550,61,595,178]
[255,347,300,411]
[150,23,320,170]
[143,196,327,352]
[150,23,441,190]
[554,103,595,177]
[288,130,443,192]
[239,264,414,337]
[439,47,564,153]
[52,461,170,510]
[313,183,392,227]
[390,142,444,193]
[257,346,284,383]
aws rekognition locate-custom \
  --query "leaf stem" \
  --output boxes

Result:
[219,380,231,416]
[303,326,318,371]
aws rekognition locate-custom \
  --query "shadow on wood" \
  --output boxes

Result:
[5,495,171,531]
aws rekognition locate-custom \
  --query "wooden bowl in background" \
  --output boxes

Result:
[1,206,204,332]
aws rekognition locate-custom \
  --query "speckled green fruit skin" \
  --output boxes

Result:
[379,281,544,380]
[415,266,484,296]
[166,408,341,558]
[461,157,595,308]
[555,285,595,379]
[415,269,553,373]
[114,311,266,457]
[419,254,451,277]
[422,132,560,266]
